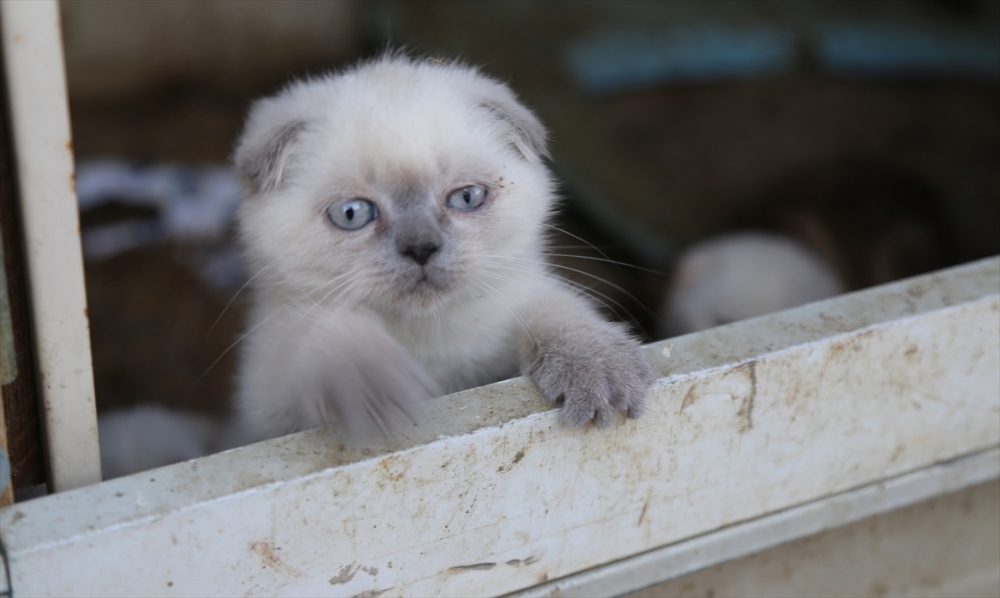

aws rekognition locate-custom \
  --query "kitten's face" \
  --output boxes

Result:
[236,58,555,315]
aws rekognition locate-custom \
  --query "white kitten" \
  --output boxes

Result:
[99,406,217,479]
[663,232,843,335]
[231,55,653,441]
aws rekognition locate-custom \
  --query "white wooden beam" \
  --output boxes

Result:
[1,257,997,597]
[0,0,100,491]
[626,479,1000,598]
[515,448,1000,597]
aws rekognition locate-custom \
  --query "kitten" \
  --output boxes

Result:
[230,55,653,441]
[663,232,843,335]
[662,159,950,337]
[99,405,217,479]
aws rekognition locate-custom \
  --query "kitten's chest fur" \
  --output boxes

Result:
[251,265,542,398]
[372,268,552,393]
[377,281,534,393]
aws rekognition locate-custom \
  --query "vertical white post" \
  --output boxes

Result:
[1,0,101,491]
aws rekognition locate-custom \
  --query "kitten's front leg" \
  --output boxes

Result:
[236,308,439,440]
[520,286,654,427]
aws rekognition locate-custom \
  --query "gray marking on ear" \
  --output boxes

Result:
[235,121,306,193]
[480,96,549,162]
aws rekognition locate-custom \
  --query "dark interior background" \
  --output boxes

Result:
[61,0,999,419]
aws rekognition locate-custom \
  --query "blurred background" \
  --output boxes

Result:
[60,1,998,430]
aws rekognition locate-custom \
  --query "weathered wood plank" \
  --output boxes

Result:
[0,0,100,491]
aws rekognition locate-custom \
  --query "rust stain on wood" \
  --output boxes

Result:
[248,541,303,578]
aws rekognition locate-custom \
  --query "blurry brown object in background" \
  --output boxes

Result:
[85,245,243,418]
[740,158,954,291]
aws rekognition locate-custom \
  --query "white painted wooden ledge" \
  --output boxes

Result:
[1,257,998,597]
[1,0,101,492]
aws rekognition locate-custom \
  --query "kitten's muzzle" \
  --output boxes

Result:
[401,242,440,266]
[394,206,443,266]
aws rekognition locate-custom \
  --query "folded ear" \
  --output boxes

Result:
[233,119,306,193]
[479,90,549,163]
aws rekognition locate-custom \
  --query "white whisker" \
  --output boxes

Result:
[206,263,278,339]
[194,303,286,386]
[483,257,660,329]
[542,223,618,270]
[492,254,660,323]
[544,253,664,275]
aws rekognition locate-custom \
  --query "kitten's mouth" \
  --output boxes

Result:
[411,273,442,291]
[403,267,451,301]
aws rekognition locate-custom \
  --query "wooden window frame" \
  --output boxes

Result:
[0,2,997,596]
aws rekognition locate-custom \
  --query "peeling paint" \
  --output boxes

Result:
[449,563,497,572]
[328,563,358,585]
[733,361,757,434]
[679,385,698,415]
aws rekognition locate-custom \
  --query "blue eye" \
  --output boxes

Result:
[446,185,488,211]
[327,199,378,230]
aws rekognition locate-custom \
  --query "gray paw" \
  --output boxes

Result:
[525,321,654,428]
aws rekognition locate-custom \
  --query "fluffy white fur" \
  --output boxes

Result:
[232,55,653,441]
[663,232,844,335]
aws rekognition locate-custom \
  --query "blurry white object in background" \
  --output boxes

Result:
[664,232,843,335]
[76,160,251,292]
[99,405,217,480]
[76,160,243,243]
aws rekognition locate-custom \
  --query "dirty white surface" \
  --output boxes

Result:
[627,480,1000,598]
[0,0,101,491]
[1,257,998,597]
[517,448,1000,598]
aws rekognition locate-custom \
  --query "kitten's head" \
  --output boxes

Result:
[234,55,555,314]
